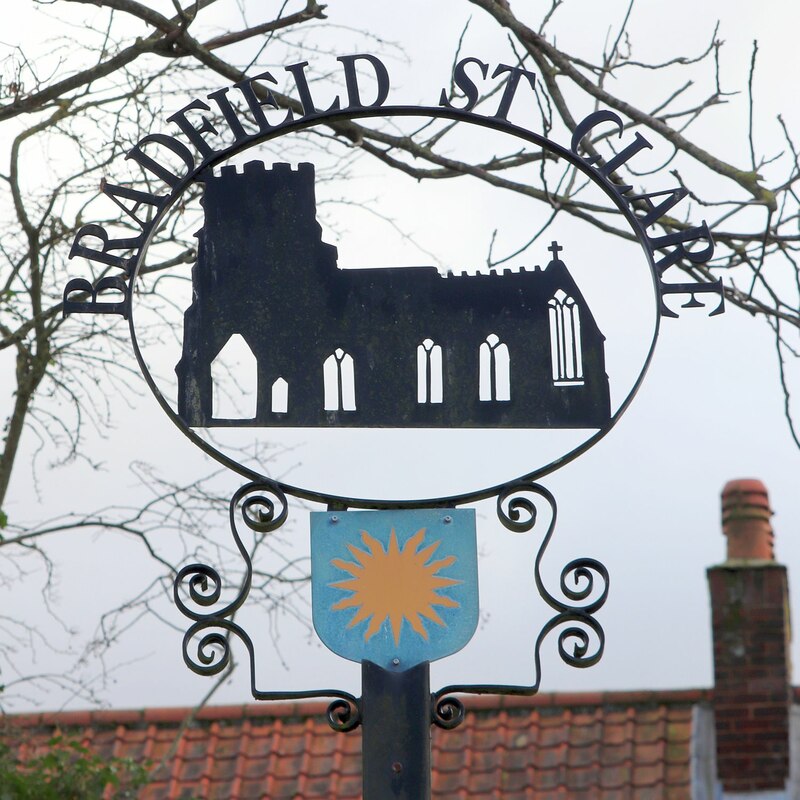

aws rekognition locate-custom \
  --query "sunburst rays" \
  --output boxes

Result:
[329,528,461,645]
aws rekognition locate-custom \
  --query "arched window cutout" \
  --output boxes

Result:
[211,333,257,419]
[479,333,511,402]
[417,338,443,404]
[323,348,356,411]
[271,377,288,413]
[548,290,584,385]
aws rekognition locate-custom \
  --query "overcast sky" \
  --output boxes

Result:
[3,0,800,711]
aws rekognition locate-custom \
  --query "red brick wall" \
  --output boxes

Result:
[707,564,791,791]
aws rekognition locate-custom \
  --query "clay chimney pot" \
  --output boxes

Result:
[720,478,774,561]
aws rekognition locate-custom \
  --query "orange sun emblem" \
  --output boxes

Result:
[329,528,461,645]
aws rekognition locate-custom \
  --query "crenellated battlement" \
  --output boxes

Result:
[207,160,315,185]
[206,160,314,183]
[443,265,541,279]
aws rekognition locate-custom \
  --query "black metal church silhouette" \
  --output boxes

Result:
[176,161,610,429]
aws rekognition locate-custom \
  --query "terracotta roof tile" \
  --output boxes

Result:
[1,689,713,799]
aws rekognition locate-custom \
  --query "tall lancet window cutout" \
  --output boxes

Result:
[271,377,288,413]
[479,333,511,402]
[210,333,257,419]
[548,289,584,385]
[417,338,443,404]
[323,349,356,411]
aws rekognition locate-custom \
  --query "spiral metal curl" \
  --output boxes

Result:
[497,482,547,532]
[174,562,238,622]
[183,621,234,677]
[239,482,288,533]
[556,614,605,668]
[327,699,362,732]
[559,558,609,614]
[533,609,606,671]
[178,563,222,608]
[432,695,465,730]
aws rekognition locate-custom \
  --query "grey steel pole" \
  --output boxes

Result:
[361,660,432,799]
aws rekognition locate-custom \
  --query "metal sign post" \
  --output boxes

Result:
[63,50,724,799]
[361,660,431,799]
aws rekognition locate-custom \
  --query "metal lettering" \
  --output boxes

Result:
[570,110,625,166]
[337,54,390,109]
[491,64,537,121]
[207,86,249,143]
[285,61,340,116]
[166,98,220,159]
[660,278,725,318]
[234,71,289,131]
[598,132,652,184]
[69,223,140,274]
[626,187,689,229]
[439,57,489,112]
[570,111,654,189]
[62,276,129,318]
[649,223,715,275]
[126,133,195,189]
[101,180,164,231]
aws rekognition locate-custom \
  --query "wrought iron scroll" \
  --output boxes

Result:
[432,481,608,730]
[174,480,602,734]
[173,481,361,732]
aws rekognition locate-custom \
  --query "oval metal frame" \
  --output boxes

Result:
[128,104,662,508]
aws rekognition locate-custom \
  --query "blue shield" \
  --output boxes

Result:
[310,509,478,670]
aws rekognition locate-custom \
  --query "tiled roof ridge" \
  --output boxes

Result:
[2,687,716,730]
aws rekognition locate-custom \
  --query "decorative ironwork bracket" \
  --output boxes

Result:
[173,481,361,732]
[173,480,607,733]
[432,481,608,729]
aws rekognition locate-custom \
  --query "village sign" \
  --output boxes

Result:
[63,52,723,798]
[63,53,722,503]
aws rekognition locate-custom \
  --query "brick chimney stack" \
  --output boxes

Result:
[707,479,791,793]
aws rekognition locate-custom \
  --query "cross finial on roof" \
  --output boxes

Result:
[549,241,563,259]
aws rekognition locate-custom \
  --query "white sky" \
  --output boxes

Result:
[3,0,800,711]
